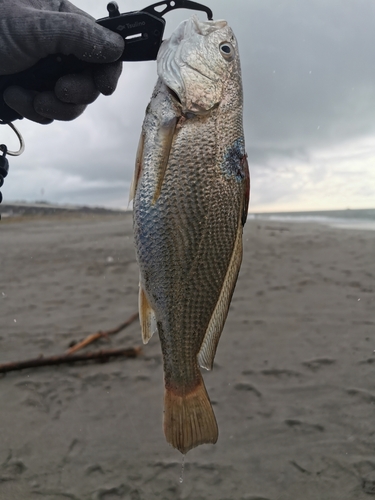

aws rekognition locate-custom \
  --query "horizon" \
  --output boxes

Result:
[2,199,375,215]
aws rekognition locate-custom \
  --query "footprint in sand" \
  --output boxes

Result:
[242,496,273,500]
[346,388,375,404]
[234,382,262,397]
[353,460,375,495]
[260,368,302,379]
[1,451,27,481]
[361,472,375,495]
[285,419,325,433]
[302,358,336,371]
[95,484,132,499]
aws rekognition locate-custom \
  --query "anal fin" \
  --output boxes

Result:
[139,285,157,344]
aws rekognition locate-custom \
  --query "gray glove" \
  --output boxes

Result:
[0,0,125,124]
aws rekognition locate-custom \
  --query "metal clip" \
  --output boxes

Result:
[142,0,213,20]
[0,121,25,156]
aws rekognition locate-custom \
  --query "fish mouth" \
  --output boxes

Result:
[166,84,218,116]
[166,83,219,116]
[166,85,182,106]
[192,16,228,35]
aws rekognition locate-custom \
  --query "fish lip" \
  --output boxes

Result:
[166,85,182,106]
[192,16,228,34]
[167,85,210,118]
[165,81,219,117]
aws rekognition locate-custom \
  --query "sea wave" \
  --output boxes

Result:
[248,209,375,231]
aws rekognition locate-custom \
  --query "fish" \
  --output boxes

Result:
[130,16,249,454]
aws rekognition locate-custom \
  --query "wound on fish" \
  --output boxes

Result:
[221,138,247,181]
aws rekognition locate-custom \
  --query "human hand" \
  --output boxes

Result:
[0,0,125,123]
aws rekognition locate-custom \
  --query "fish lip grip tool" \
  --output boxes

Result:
[102,0,213,62]
[0,0,214,124]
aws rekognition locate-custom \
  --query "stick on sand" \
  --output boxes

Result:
[0,347,142,374]
[67,312,139,355]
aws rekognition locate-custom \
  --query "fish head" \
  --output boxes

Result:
[157,16,242,115]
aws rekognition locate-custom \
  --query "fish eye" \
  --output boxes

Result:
[219,42,234,61]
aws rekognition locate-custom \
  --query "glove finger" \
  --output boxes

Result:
[2,12,124,75]
[53,0,96,21]
[93,61,123,96]
[51,14,124,63]
[54,0,125,63]
[34,91,86,121]
[55,70,100,104]
[3,86,53,124]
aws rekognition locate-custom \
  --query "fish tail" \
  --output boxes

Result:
[163,374,218,454]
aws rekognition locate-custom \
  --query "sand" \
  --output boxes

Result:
[0,213,374,500]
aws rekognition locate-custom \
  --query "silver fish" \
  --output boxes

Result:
[131,16,249,454]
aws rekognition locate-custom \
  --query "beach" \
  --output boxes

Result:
[0,212,374,500]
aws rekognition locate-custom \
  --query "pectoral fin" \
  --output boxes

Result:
[129,117,177,204]
[139,284,157,344]
[151,116,177,204]
[197,222,243,370]
[129,132,145,203]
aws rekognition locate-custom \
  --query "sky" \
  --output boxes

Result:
[2,0,375,212]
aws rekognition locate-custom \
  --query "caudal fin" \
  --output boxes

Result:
[163,375,218,454]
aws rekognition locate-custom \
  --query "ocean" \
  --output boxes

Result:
[248,208,375,231]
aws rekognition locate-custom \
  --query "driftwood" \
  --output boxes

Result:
[67,312,139,355]
[0,313,141,374]
[0,347,142,374]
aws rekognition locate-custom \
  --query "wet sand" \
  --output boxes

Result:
[0,213,374,500]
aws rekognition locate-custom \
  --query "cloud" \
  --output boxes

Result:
[242,0,375,149]
[3,0,375,210]
[251,134,375,211]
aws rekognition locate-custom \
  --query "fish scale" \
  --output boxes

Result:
[132,16,249,454]
[141,114,236,342]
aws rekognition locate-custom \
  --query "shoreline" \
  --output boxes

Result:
[2,202,374,231]
[249,214,375,231]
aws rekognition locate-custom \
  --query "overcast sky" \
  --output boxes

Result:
[3,0,375,211]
